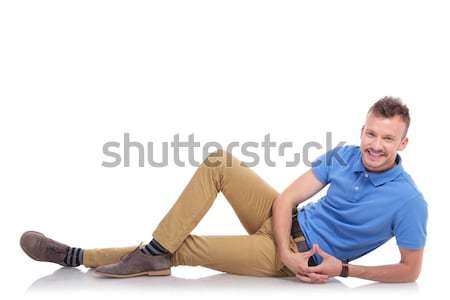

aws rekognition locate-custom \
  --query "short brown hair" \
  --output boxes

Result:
[368,96,410,137]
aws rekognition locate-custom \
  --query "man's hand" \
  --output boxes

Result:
[305,244,343,277]
[281,247,329,283]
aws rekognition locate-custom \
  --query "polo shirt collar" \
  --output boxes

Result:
[352,148,404,187]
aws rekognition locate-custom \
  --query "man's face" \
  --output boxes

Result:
[360,112,409,172]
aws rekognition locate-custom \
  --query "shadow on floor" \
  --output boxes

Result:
[26,267,419,295]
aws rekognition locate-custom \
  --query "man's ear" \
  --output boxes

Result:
[360,125,365,139]
[398,136,409,151]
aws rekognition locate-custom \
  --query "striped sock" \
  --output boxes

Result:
[64,247,84,267]
[141,239,169,256]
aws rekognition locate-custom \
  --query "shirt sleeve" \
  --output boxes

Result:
[311,146,348,185]
[393,195,428,249]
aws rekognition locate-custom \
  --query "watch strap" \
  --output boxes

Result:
[339,259,349,277]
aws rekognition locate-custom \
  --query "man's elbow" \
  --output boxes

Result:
[405,267,421,283]
[404,276,418,283]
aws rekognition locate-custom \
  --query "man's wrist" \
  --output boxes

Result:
[339,259,349,277]
[278,248,292,261]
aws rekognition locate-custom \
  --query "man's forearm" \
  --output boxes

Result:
[271,195,293,258]
[348,263,419,283]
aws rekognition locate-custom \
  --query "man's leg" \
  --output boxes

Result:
[170,218,295,277]
[83,245,139,268]
[152,149,279,252]
[83,232,294,277]
[84,149,282,269]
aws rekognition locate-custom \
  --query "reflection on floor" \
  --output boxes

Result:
[26,267,420,296]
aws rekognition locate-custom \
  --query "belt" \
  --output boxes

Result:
[291,207,317,267]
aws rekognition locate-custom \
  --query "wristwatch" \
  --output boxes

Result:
[339,259,349,277]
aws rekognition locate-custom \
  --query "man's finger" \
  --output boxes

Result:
[308,272,329,281]
[296,273,312,283]
[314,244,329,258]
[296,273,327,284]
[305,265,322,273]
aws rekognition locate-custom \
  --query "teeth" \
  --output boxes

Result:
[368,150,383,157]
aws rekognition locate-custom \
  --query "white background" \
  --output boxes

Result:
[1,0,449,299]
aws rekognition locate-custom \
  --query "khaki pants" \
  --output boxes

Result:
[84,150,297,277]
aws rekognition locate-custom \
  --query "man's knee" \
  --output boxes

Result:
[204,149,234,168]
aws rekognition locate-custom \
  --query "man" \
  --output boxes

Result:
[20,96,427,283]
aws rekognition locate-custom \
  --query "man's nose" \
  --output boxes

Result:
[371,138,383,151]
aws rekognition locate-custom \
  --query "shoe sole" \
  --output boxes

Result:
[94,268,171,278]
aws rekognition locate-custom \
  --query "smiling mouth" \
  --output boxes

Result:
[366,149,385,160]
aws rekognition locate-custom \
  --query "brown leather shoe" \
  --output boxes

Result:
[94,243,171,278]
[20,231,72,267]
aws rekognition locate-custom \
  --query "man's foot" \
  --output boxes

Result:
[20,231,81,267]
[94,243,171,278]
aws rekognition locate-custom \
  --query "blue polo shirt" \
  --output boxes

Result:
[298,145,428,265]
